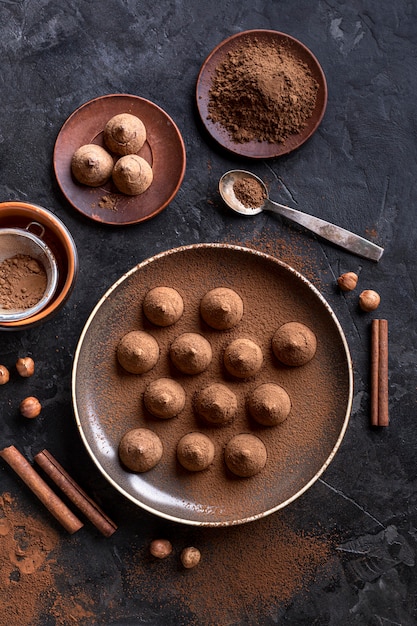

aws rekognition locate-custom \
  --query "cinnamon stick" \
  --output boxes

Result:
[371,319,389,427]
[0,445,83,534]
[34,449,117,537]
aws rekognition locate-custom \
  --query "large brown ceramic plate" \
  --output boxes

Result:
[53,94,186,225]
[72,244,352,526]
[196,30,327,158]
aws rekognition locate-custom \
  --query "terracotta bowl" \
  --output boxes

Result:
[0,202,78,331]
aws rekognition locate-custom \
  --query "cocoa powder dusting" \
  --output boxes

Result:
[208,37,319,143]
[0,254,47,311]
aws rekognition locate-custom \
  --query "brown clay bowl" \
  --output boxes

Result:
[0,202,78,331]
[196,30,328,158]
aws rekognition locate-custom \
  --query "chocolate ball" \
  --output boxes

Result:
[224,434,267,477]
[112,154,153,195]
[144,378,186,419]
[118,428,163,472]
[170,333,212,375]
[143,286,184,327]
[104,113,146,155]
[272,322,317,367]
[177,432,215,472]
[223,337,263,378]
[248,383,291,426]
[200,287,243,330]
[117,330,159,374]
[194,383,237,425]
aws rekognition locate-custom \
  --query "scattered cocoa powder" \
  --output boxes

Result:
[124,512,336,625]
[0,254,47,311]
[207,37,319,143]
[233,176,267,208]
[98,194,119,211]
[0,493,95,626]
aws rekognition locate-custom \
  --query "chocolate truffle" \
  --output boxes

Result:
[200,287,243,330]
[104,113,146,155]
[117,330,159,374]
[177,432,215,472]
[195,383,237,425]
[112,154,153,195]
[248,383,291,426]
[143,287,184,327]
[118,428,163,472]
[272,321,317,367]
[224,434,267,477]
[170,333,212,375]
[144,378,186,419]
[223,338,263,378]
[71,144,113,187]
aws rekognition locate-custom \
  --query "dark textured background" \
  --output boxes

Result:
[1,1,416,624]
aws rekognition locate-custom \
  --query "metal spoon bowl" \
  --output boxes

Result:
[219,170,384,262]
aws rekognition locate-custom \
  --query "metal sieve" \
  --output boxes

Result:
[0,223,59,322]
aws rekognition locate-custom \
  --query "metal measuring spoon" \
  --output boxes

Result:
[219,170,384,262]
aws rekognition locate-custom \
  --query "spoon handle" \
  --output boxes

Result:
[265,199,384,262]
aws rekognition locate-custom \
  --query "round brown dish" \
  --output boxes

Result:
[196,30,327,158]
[53,94,186,225]
[72,244,352,526]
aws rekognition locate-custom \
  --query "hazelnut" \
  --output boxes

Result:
[180,546,201,569]
[16,357,35,378]
[337,272,358,292]
[359,289,380,312]
[19,396,42,419]
[0,365,10,385]
[149,539,173,559]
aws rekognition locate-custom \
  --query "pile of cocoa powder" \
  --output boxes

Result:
[207,37,319,143]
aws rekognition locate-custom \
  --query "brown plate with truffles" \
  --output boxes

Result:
[196,30,327,158]
[72,243,352,526]
[53,94,186,225]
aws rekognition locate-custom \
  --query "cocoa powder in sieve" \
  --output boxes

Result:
[207,37,319,143]
[0,254,47,311]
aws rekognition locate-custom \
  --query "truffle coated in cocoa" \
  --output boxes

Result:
[170,332,212,375]
[194,383,237,425]
[144,378,186,419]
[143,286,184,327]
[224,433,267,477]
[104,113,147,155]
[200,287,243,330]
[177,432,215,471]
[71,144,114,187]
[112,154,153,195]
[117,330,159,374]
[272,321,317,367]
[223,337,263,378]
[248,383,291,426]
[118,428,163,472]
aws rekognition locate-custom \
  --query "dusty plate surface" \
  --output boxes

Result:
[72,244,352,526]
[196,30,327,158]
[54,94,186,225]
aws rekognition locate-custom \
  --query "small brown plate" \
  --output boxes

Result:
[53,94,186,225]
[196,30,327,158]
[72,244,352,526]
